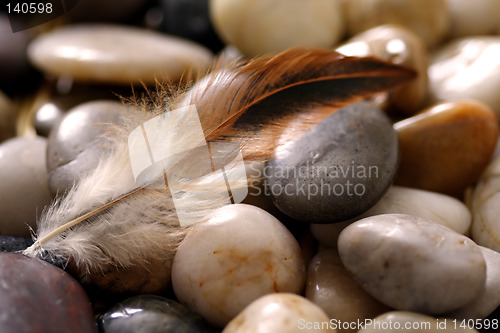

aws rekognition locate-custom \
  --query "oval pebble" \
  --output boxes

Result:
[0,137,53,236]
[337,25,428,116]
[394,100,498,196]
[222,293,332,333]
[98,295,215,333]
[338,214,486,314]
[28,24,214,85]
[428,37,500,118]
[305,249,389,333]
[172,204,305,327]
[265,101,399,223]
[210,0,344,57]
[47,100,125,194]
[0,252,95,333]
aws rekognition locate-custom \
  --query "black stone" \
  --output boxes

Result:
[0,235,33,252]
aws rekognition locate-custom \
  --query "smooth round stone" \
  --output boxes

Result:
[0,252,95,333]
[338,214,486,314]
[447,246,500,320]
[343,0,449,48]
[172,204,305,327]
[446,0,500,38]
[358,311,478,333]
[311,185,471,246]
[428,37,500,118]
[394,101,498,196]
[265,101,399,223]
[47,100,125,195]
[28,24,214,85]
[0,90,15,142]
[222,293,331,333]
[305,249,389,333]
[34,101,65,137]
[0,137,52,236]
[336,25,428,116]
[210,0,344,57]
[98,295,215,333]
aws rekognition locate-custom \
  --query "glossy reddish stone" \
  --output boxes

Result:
[0,252,96,333]
[394,101,498,195]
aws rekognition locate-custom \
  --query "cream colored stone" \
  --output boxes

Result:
[428,37,500,119]
[358,311,478,332]
[337,25,428,115]
[446,0,500,38]
[338,214,486,314]
[343,0,449,47]
[223,293,334,333]
[305,249,389,333]
[28,24,213,84]
[210,0,344,57]
[172,204,305,327]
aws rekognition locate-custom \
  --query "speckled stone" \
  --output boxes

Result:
[172,204,305,327]
[222,293,331,333]
[28,24,214,84]
[47,100,125,195]
[0,137,53,236]
[447,0,500,38]
[306,249,389,333]
[0,90,15,142]
[338,214,486,314]
[395,101,498,195]
[429,37,500,118]
[265,101,399,223]
[337,25,428,115]
[0,252,95,333]
[0,235,33,252]
[98,295,215,333]
[210,0,344,57]
[343,0,449,47]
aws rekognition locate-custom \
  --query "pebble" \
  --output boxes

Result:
[446,0,500,38]
[27,24,214,85]
[0,90,15,142]
[0,235,33,252]
[98,295,215,333]
[209,0,344,57]
[305,249,389,333]
[338,214,486,314]
[265,101,399,223]
[0,137,53,236]
[34,101,65,137]
[172,204,305,327]
[394,100,498,196]
[428,37,500,118]
[337,25,428,115]
[0,252,95,333]
[447,246,500,320]
[222,293,332,333]
[343,0,449,48]
[47,100,125,195]
[358,311,478,333]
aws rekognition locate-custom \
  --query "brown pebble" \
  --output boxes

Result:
[394,100,498,196]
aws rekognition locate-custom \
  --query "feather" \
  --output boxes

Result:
[23,48,415,294]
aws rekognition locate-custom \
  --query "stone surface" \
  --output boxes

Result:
[428,37,500,118]
[210,0,344,57]
[337,25,428,115]
[0,235,33,252]
[338,214,486,314]
[265,101,399,223]
[98,295,215,333]
[222,293,333,333]
[447,246,500,320]
[343,0,449,48]
[0,252,95,333]
[0,137,53,236]
[358,311,478,332]
[172,204,305,327]
[305,249,389,333]
[395,101,498,196]
[0,90,15,142]
[28,24,214,84]
[47,100,125,194]
[34,101,65,137]
[446,0,500,38]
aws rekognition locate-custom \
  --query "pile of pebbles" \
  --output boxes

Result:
[1,0,500,332]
